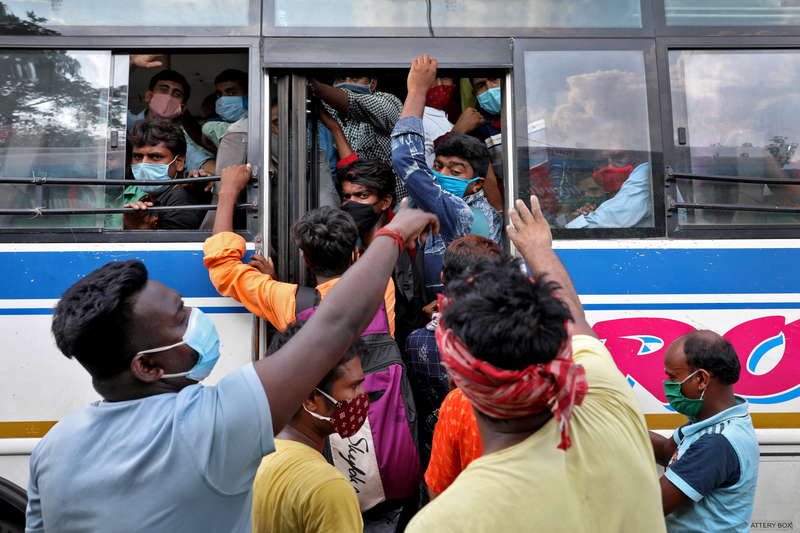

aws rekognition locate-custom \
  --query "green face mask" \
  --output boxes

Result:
[663,370,705,418]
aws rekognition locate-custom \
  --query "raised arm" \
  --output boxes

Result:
[400,54,436,120]
[507,195,595,337]
[255,202,439,433]
[319,108,355,161]
[309,79,349,115]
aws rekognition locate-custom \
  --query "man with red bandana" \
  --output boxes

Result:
[406,195,665,533]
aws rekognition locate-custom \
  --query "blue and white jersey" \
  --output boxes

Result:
[665,397,759,533]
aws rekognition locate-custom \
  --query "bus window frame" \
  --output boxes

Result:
[0,0,261,37]
[261,0,655,38]
[654,1,800,37]
[0,36,262,243]
[657,36,800,239]
[512,38,667,240]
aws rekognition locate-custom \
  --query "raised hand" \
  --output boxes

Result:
[248,254,276,278]
[453,107,485,134]
[407,54,438,95]
[507,195,553,254]
[130,55,164,69]
[219,164,252,196]
[384,198,440,248]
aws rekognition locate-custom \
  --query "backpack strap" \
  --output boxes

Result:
[295,286,321,316]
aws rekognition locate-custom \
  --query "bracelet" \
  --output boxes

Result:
[374,227,405,254]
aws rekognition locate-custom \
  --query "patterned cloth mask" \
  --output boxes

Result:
[305,388,370,439]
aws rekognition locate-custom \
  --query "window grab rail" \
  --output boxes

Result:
[666,166,800,186]
[668,199,800,215]
[0,176,221,186]
[0,204,255,217]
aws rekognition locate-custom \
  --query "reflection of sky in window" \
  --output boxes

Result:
[666,0,800,26]
[431,0,640,28]
[524,51,650,152]
[7,0,249,26]
[672,51,800,150]
[274,0,426,27]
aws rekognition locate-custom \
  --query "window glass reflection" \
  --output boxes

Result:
[670,50,800,225]
[666,1,800,26]
[0,50,117,229]
[432,0,641,29]
[522,50,654,229]
[0,0,249,33]
[273,0,427,28]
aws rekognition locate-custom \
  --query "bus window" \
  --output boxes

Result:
[521,50,655,231]
[269,0,642,32]
[431,0,642,29]
[0,49,251,232]
[666,0,800,26]
[669,50,800,225]
[0,49,116,229]
[0,0,253,34]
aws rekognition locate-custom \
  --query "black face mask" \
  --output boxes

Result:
[342,200,381,234]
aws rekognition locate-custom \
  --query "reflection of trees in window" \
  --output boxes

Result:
[0,2,59,35]
[0,49,105,150]
[766,136,797,168]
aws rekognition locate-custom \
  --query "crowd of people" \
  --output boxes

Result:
[25,55,759,533]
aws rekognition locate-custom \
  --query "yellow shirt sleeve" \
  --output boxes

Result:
[303,478,364,533]
[203,232,298,331]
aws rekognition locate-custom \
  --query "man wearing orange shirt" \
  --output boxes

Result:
[203,164,395,335]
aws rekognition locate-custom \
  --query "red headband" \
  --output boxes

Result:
[435,323,587,451]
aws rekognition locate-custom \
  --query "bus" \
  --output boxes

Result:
[1,1,799,530]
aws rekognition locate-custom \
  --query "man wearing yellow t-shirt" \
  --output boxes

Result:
[252,321,367,533]
[406,195,665,533]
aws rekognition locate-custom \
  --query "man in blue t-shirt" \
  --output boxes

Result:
[24,164,439,533]
[650,330,759,533]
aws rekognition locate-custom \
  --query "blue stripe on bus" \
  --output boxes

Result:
[583,303,800,310]
[0,247,797,299]
[0,306,248,315]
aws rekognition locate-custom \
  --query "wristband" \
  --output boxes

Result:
[374,227,405,254]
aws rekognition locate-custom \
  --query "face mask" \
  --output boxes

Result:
[215,95,248,123]
[334,81,371,94]
[592,164,634,194]
[148,92,184,119]
[342,200,381,234]
[135,307,221,382]
[663,370,705,418]
[131,155,178,195]
[426,84,455,110]
[476,86,502,115]
[304,388,369,438]
[432,169,481,198]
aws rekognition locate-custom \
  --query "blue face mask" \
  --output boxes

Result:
[215,95,248,122]
[477,86,502,115]
[135,307,221,382]
[431,169,481,198]
[334,81,371,94]
[131,155,178,195]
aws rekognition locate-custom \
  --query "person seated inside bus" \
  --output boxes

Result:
[127,68,215,174]
[392,54,503,300]
[564,151,652,229]
[202,69,248,153]
[336,159,427,346]
[121,119,212,230]
[425,75,503,213]
[203,164,396,336]
[309,72,404,198]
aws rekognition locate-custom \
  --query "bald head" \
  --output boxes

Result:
[666,330,741,385]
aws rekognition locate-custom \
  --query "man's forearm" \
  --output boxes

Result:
[315,82,348,114]
[212,189,237,234]
[400,89,426,120]
[518,245,593,335]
